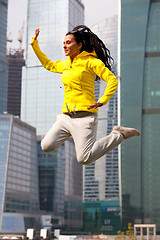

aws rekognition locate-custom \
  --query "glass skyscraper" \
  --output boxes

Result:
[22,0,84,231]
[64,137,83,230]
[0,0,8,113]
[37,136,83,230]
[120,0,160,230]
[21,0,84,136]
[82,16,120,235]
[37,139,65,228]
[84,15,119,201]
[0,114,40,232]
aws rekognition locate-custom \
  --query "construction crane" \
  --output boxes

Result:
[17,21,25,50]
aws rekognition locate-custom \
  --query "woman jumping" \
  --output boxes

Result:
[31,25,140,165]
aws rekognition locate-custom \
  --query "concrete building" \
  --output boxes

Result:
[120,0,160,230]
[0,113,40,232]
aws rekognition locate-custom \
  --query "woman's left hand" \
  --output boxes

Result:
[87,102,103,110]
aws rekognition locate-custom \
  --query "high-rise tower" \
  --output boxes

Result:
[7,49,25,117]
[21,0,84,136]
[84,15,119,201]
[21,0,84,230]
[0,114,39,232]
[83,16,121,235]
[0,0,8,113]
[120,0,160,230]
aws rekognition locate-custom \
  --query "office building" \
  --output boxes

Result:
[0,113,40,232]
[120,0,160,230]
[64,137,83,230]
[84,16,119,201]
[37,137,83,231]
[21,0,84,135]
[82,15,120,234]
[0,0,8,113]
[21,0,84,231]
[7,49,25,117]
[37,139,65,228]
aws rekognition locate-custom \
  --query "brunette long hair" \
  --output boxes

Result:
[66,25,114,74]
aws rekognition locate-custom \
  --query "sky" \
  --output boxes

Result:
[82,0,118,27]
[7,0,118,49]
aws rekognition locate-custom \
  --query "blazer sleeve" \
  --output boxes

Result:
[31,38,64,73]
[89,58,118,105]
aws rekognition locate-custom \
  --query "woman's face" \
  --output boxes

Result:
[63,34,82,59]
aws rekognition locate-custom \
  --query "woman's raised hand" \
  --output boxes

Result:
[31,29,40,45]
[33,28,40,40]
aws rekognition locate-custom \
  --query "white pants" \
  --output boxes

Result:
[41,112,124,165]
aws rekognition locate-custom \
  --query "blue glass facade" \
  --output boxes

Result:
[37,139,65,227]
[0,115,10,220]
[0,0,8,113]
[21,0,84,135]
[0,114,40,232]
[64,138,83,230]
[37,137,83,230]
[120,0,160,230]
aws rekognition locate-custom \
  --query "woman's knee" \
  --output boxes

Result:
[41,140,58,152]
